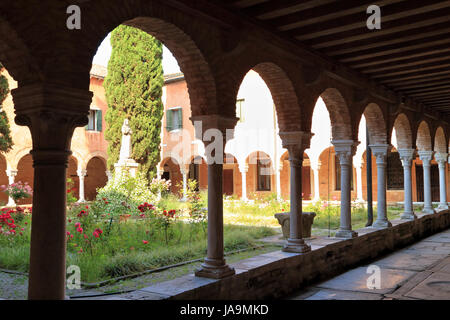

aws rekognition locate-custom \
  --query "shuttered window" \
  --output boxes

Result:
[86,109,102,132]
[166,107,182,131]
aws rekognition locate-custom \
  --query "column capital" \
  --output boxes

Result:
[418,150,434,165]
[190,114,239,145]
[435,152,448,165]
[369,144,391,164]
[332,140,359,165]
[238,162,248,173]
[76,169,87,177]
[6,169,18,178]
[279,131,313,162]
[398,149,416,166]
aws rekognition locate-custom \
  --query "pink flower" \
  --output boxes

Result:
[74,222,81,228]
[77,227,83,233]
[142,240,148,244]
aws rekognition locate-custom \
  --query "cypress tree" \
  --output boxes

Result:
[104,25,164,182]
[0,63,13,153]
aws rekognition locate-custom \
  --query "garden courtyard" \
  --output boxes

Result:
[0,171,414,300]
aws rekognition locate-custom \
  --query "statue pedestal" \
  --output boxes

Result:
[114,159,139,177]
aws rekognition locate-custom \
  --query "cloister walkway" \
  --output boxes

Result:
[288,228,450,300]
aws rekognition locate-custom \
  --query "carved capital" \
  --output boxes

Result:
[398,149,416,167]
[332,140,359,166]
[370,144,391,165]
[77,169,87,177]
[435,152,448,166]
[190,114,238,146]
[418,150,434,166]
[279,131,313,164]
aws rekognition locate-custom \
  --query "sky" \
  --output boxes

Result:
[92,33,181,75]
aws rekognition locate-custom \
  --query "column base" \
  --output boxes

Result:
[195,258,235,279]
[76,199,86,203]
[335,229,358,239]
[421,207,435,214]
[6,201,16,207]
[371,219,392,229]
[400,212,417,220]
[282,238,311,253]
[437,204,449,211]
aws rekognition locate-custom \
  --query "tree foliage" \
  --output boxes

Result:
[104,25,164,182]
[0,63,13,153]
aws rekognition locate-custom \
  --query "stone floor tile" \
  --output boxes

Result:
[404,272,450,300]
[303,288,383,300]
[367,251,444,271]
[315,266,417,295]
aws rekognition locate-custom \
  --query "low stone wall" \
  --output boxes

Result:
[139,210,450,300]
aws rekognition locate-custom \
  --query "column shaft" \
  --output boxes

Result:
[28,151,70,300]
[399,149,416,220]
[371,145,392,229]
[436,153,448,210]
[333,140,358,238]
[418,151,435,214]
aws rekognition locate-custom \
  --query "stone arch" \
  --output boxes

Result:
[416,121,433,151]
[245,151,275,197]
[71,150,85,170]
[79,3,218,116]
[11,147,32,170]
[160,157,182,195]
[84,151,108,170]
[67,156,80,200]
[15,154,34,205]
[85,156,108,201]
[230,62,303,132]
[434,126,447,154]
[0,16,41,85]
[362,103,387,145]
[0,153,9,205]
[392,113,414,149]
[318,88,352,141]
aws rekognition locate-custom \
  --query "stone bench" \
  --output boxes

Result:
[274,211,316,238]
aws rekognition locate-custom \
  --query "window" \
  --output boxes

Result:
[257,158,271,191]
[86,109,102,132]
[236,99,245,123]
[387,151,404,190]
[166,107,182,131]
[335,155,354,191]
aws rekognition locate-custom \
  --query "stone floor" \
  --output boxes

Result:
[287,228,450,300]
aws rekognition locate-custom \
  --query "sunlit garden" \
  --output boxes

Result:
[0,171,414,285]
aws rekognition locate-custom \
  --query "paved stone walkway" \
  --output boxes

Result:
[287,228,450,300]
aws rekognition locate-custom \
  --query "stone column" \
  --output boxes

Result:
[398,149,416,220]
[12,84,93,300]
[5,169,18,207]
[311,159,321,202]
[435,152,448,211]
[370,144,392,229]
[418,150,435,214]
[276,161,282,201]
[191,114,238,279]
[354,160,364,202]
[180,166,188,201]
[332,140,358,238]
[279,131,312,253]
[238,162,248,201]
[76,169,87,203]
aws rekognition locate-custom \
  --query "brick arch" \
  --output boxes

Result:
[434,126,447,153]
[226,61,303,132]
[69,2,219,116]
[362,103,387,145]
[85,151,108,170]
[15,154,33,205]
[318,88,352,141]
[11,147,32,170]
[392,113,414,149]
[0,17,41,85]
[0,153,8,205]
[416,121,433,151]
[160,156,182,194]
[85,156,108,201]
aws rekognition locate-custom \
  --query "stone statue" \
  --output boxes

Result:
[115,118,139,177]
[119,119,132,161]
